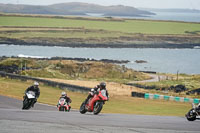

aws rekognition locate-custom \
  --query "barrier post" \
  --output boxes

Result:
[193,99,200,104]
[174,97,180,102]
[149,94,154,99]
[144,93,149,99]
[164,95,170,100]
[180,97,184,102]
[159,95,164,100]
[154,94,159,99]
[169,96,174,101]
[184,98,189,102]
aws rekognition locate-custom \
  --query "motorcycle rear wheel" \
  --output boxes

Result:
[93,102,103,115]
[186,109,196,121]
[80,102,87,114]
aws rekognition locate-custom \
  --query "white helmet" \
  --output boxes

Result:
[61,91,66,96]
[34,81,39,86]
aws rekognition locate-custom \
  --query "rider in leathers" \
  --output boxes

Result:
[57,91,72,108]
[84,82,109,104]
[24,81,40,107]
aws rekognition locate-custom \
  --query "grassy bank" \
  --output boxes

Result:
[0,77,191,116]
[0,15,200,48]
[0,57,150,83]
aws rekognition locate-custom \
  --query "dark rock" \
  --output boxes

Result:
[169,85,188,93]
[0,64,19,73]
[135,60,147,63]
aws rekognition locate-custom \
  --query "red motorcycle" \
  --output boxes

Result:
[57,98,71,112]
[80,90,108,115]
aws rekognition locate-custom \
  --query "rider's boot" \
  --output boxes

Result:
[32,100,37,107]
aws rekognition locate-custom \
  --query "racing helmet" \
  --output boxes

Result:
[100,82,106,89]
[34,81,39,86]
[61,91,66,96]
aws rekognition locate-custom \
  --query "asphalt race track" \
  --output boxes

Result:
[0,95,200,133]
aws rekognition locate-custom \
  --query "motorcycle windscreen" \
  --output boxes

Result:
[101,90,106,97]
[59,98,66,105]
[100,90,108,100]
[59,98,66,104]
[26,91,36,99]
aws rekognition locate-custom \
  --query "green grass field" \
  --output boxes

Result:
[0,16,200,34]
[0,15,200,47]
[0,29,124,39]
[0,77,191,116]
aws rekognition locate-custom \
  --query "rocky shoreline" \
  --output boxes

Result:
[1,36,200,49]
[2,42,200,49]
[0,56,130,64]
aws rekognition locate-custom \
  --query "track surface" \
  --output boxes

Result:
[0,95,200,133]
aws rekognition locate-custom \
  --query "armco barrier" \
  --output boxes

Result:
[0,71,91,92]
[132,92,199,103]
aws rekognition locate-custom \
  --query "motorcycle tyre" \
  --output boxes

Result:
[186,109,196,121]
[93,102,103,115]
[59,106,65,111]
[22,98,33,110]
[80,102,87,114]
[22,98,29,109]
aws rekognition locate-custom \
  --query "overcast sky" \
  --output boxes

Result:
[1,0,200,10]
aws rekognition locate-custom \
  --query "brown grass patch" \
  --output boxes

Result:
[41,78,148,97]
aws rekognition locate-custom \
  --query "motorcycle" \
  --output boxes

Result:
[22,91,37,110]
[80,89,108,115]
[185,103,200,121]
[57,98,71,112]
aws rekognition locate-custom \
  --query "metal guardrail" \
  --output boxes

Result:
[0,71,91,92]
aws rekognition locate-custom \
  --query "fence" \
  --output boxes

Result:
[0,71,91,93]
[132,92,200,104]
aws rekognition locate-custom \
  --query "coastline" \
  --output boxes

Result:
[1,45,200,74]
[1,37,200,49]
[0,56,130,64]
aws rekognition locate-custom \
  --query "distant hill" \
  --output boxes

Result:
[140,8,200,13]
[0,2,155,17]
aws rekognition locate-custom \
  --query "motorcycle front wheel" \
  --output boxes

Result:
[93,102,103,115]
[79,102,87,114]
[186,109,196,121]
[22,98,32,110]
[59,106,65,111]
